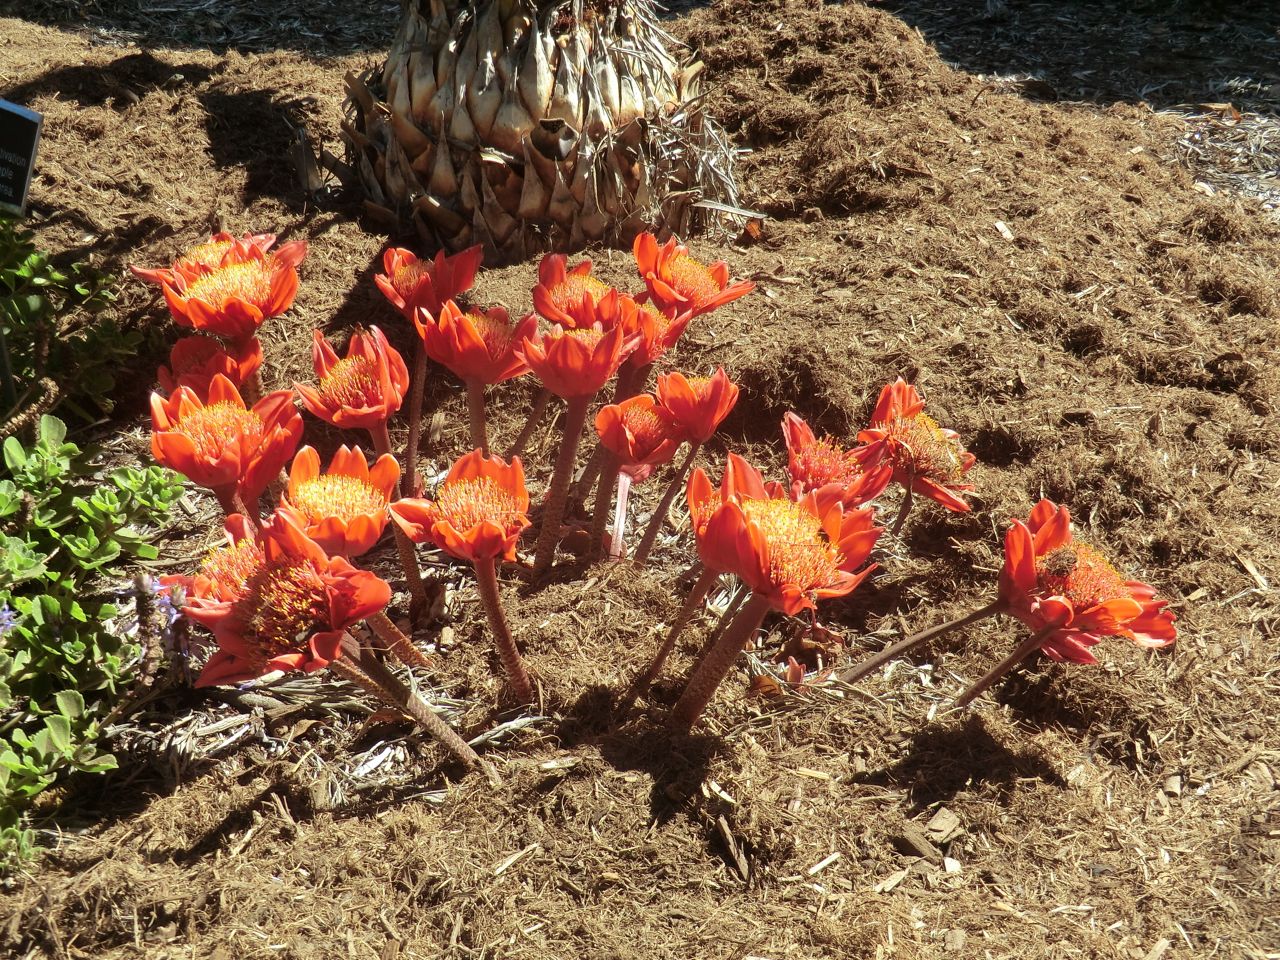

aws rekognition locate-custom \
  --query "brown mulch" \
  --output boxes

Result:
[2,1,1278,958]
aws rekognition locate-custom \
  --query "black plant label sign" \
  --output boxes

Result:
[0,99,42,216]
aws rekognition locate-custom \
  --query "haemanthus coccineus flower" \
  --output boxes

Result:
[596,394,681,483]
[655,367,740,444]
[999,499,1177,663]
[157,335,263,399]
[782,412,891,506]
[390,450,535,702]
[420,301,536,386]
[633,233,755,317]
[295,326,410,434]
[517,323,635,399]
[859,378,976,514]
[531,254,613,327]
[839,498,1176,707]
[159,239,307,343]
[375,245,483,322]
[182,513,391,687]
[390,450,530,564]
[690,453,882,615]
[277,445,399,558]
[131,231,281,288]
[150,374,301,511]
[670,454,881,730]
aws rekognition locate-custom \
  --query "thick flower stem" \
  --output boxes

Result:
[587,452,621,562]
[952,626,1056,709]
[608,473,632,560]
[670,592,772,732]
[402,339,428,493]
[216,488,261,531]
[371,420,433,614]
[505,387,551,460]
[838,598,1007,685]
[466,378,489,456]
[531,393,592,578]
[632,441,701,567]
[889,485,915,538]
[330,637,479,768]
[473,556,535,703]
[366,609,433,670]
[616,564,717,717]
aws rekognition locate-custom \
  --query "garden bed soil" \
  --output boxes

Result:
[2,1,1278,957]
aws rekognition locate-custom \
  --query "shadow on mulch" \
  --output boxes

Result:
[6,0,401,56]
[886,0,1279,111]
[853,713,1066,810]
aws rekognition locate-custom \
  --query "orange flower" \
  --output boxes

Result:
[782,412,891,506]
[532,254,613,327]
[150,374,302,505]
[633,233,755,316]
[375,245,483,322]
[131,231,282,287]
[596,394,681,482]
[278,445,399,558]
[389,450,530,563]
[628,297,695,367]
[858,378,976,512]
[295,326,410,432]
[182,512,391,687]
[420,300,537,385]
[654,367,740,444]
[690,454,882,615]
[998,500,1177,664]
[165,513,264,607]
[517,322,635,399]
[160,239,307,343]
[157,334,263,399]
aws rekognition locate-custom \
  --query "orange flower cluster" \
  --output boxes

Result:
[138,224,1176,751]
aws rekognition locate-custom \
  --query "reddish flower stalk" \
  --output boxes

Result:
[517,314,636,577]
[630,441,700,568]
[616,564,718,717]
[389,451,535,702]
[589,394,681,561]
[364,609,434,671]
[328,632,478,768]
[670,455,881,730]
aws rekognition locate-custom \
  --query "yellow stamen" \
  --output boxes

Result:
[200,537,265,600]
[887,413,967,483]
[469,311,514,356]
[740,498,843,592]
[293,474,386,522]
[547,273,611,315]
[621,404,670,456]
[1037,544,1129,609]
[178,403,263,459]
[233,560,330,662]
[319,356,383,409]
[434,477,524,533]
[184,259,273,308]
[392,259,434,299]
[181,239,233,271]
[794,436,864,490]
[668,254,720,309]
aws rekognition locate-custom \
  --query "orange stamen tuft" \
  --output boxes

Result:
[184,259,273,308]
[547,274,611,315]
[668,254,721,310]
[740,498,843,593]
[470,310,515,355]
[886,412,967,483]
[319,356,383,409]
[1037,543,1130,609]
[292,475,386,523]
[435,477,525,532]
[178,403,264,460]
[200,538,265,599]
[232,560,329,663]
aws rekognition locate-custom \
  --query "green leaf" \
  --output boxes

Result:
[44,715,71,754]
[38,416,66,447]
[3,436,27,472]
[54,690,84,720]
